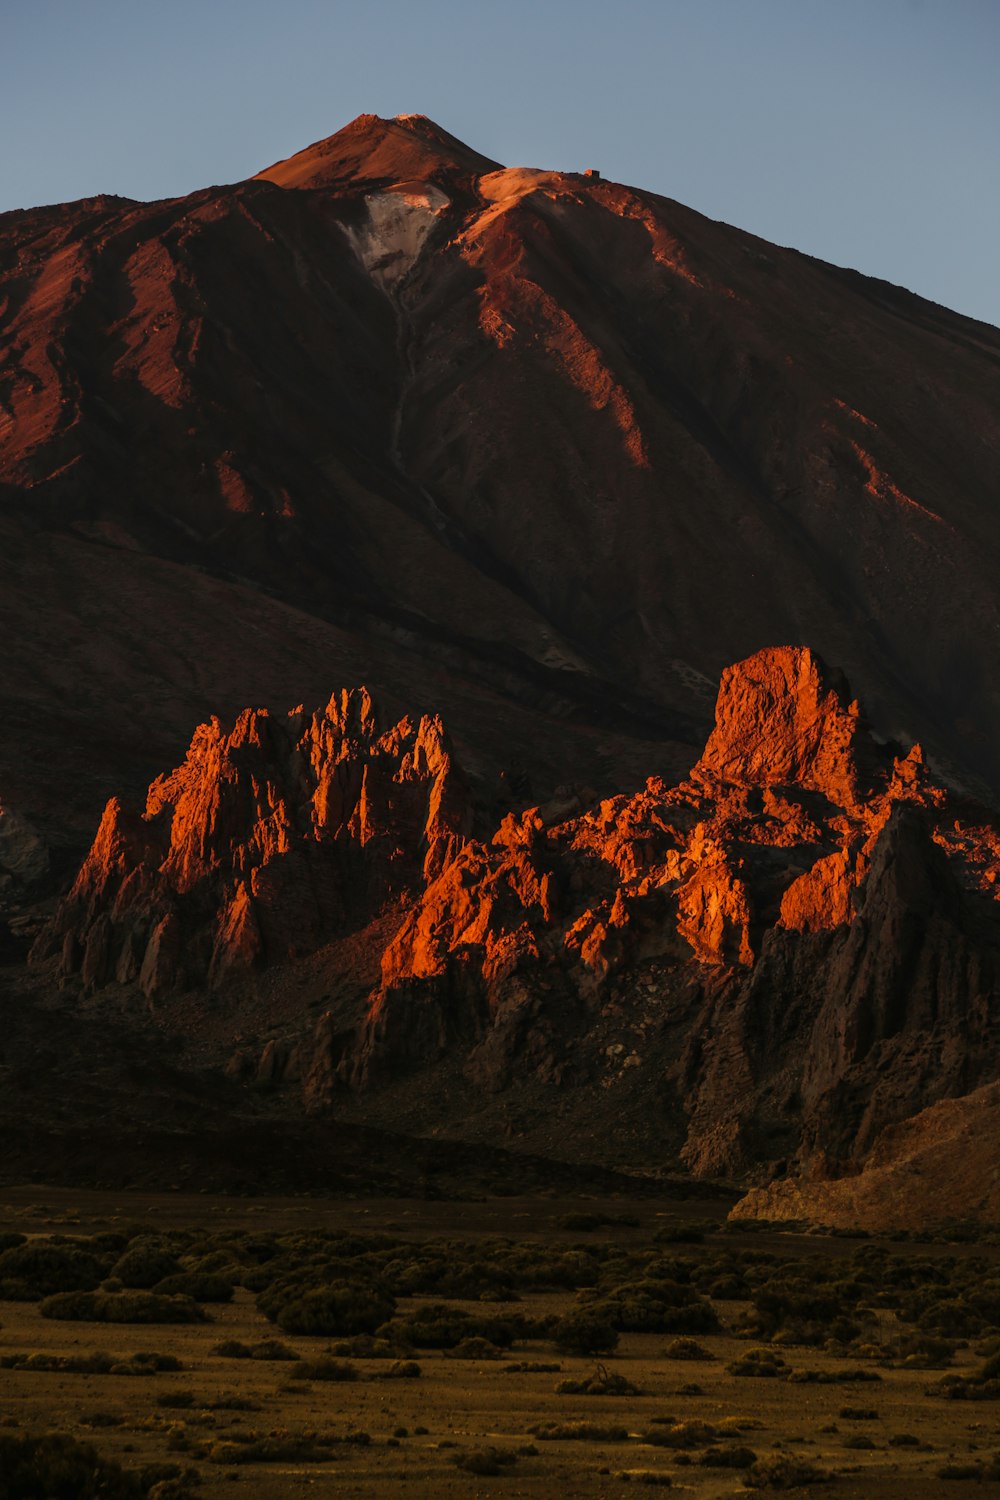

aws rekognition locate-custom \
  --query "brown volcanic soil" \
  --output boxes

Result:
[2,110,1000,863]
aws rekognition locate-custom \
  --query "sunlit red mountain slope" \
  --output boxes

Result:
[2,111,1000,858]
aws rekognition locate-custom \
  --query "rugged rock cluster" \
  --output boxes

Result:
[37,646,1000,1180]
[34,690,468,996]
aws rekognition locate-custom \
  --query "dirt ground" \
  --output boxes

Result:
[2,1188,1000,1498]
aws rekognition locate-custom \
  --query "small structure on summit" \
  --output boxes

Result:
[584,167,601,179]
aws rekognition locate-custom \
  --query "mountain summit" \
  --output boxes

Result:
[255,112,502,191]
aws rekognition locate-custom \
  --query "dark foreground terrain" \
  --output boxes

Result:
[3,1188,1000,1497]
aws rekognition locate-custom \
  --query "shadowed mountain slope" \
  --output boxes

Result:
[2,112,1000,863]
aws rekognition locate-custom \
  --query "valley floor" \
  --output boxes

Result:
[2,1190,999,1496]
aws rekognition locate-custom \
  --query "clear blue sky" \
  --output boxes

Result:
[3,0,997,327]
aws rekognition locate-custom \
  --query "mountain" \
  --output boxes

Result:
[2,110,1000,867]
[3,113,1000,1212]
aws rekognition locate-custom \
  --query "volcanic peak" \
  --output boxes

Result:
[254,111,502,193]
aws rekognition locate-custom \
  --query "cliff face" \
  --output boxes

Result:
[3,113,1000,851]
[35,690,469,998]
[40,646,1000,1178]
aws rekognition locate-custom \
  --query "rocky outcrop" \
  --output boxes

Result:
[34,690,470,997]
[730,1081,1000,1231]
[339,647,1000,1172]
[0,800,49,890]
[35,646,1000,1186]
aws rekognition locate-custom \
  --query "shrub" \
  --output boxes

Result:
[251,1338,299,1360]
[643,1422,719,1450]
[112,1242,182,1289]
[0,1242,105,1299]
[502,1361,561,1374]
[529,1421,628,1442]
[384,1305,515,1351]
[663,1338,710,1360]
[0,1431,145,1498]
[370,1359,421,1379]
[552,1309,619,1356]
[443,1337,503,1361]
[588,1279,719,1335]
[453,1447,518,1476]
[555,1214,603,1232]
[207,1428,371,1464]
[727,1349,789,1379]
[1,1350,180,1376]
[265,1282,394,1337]
[556,1366,641,1396]
[328,1335,406,1359]
[743,1455,833,1488]
[654,1223,707,1245]
[292,1358,358,1382]
[39,1291,207,1324]
[699,1445,757,1467]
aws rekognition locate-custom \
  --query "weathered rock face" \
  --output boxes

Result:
[0,800,49,890]
[36,690,470,997]
[345,646,1000,1172]
[730,1081,1000,1231]
[37,646,1000,1182]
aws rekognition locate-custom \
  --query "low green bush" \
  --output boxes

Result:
[727,1349,789,1379]
[453,1446,518,1476]
[529,1421,628,1442]
[643,1421,719,1450]
[261,1281,394,1337]
[556,1366,641,1396]
[698,1445,757,1467]
[39,1290,208,1324]
[0,1241,105,1299]
[382,1304,516,1351]
[112,1242,182,1290]
[0,1431,179,1498]
[743,1455,833,1488]
[551,1309,619,1355]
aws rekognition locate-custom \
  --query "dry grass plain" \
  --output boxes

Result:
[2,1188,1000,1498]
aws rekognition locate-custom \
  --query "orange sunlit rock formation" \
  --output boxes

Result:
[38,647,1000,1177]
[37,691,469,998]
